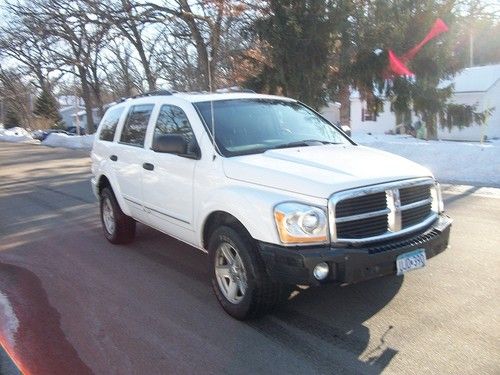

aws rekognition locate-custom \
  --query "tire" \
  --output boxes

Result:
[208,225,288,320]
[100,187,136,244]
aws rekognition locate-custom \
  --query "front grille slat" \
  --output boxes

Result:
[337,215,388,239]
[331,180,436,243]
[402,203,432,228]
[335,192,387,217]
[400,185,431,205]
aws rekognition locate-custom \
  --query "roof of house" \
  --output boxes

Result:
[441,64,500,93]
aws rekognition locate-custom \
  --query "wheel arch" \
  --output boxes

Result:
[95,173,132,216]
[202,211,251,250]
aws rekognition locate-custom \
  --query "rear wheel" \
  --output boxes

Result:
[208,225,289,320]
[100,187,136,244]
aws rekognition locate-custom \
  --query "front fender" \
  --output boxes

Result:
[196,184,327,247]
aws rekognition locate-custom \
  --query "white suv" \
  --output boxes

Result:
[91,90,452,319]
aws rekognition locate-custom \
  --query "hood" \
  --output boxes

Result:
[223,144,433,199]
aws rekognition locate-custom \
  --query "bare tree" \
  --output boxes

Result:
[0,67,34,128]
[5,0,111,133]
[0,11,58,93]
[89,0,162,91]
[148,0,255,91]
[103,40,145,99]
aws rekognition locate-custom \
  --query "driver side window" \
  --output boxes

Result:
[154,105,198,155]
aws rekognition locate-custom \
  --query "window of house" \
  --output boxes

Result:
[362,107,377,122]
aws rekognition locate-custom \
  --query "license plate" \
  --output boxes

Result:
[396,249,427,275]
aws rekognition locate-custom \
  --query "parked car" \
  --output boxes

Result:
[32,129,72,141]
[91,90,452,320]
[66,126,86,135]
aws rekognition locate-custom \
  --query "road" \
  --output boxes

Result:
[0,142,498,375]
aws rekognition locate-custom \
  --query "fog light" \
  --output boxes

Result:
[313,262,329,280]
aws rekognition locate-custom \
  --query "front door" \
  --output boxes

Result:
[141,104,198,236]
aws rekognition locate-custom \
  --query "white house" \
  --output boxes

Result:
[350,64,500,141]
[58,96,85,128]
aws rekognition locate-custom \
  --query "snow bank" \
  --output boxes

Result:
[42,133,95,150]
[352,132,500,187]
[0,126,38,143]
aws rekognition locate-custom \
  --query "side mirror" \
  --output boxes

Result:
[152,134,187,154]
[152,134,201,159]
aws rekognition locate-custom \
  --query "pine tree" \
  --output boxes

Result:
[249,0,331,109]
[4,105,20,128]
[33,89,62,127]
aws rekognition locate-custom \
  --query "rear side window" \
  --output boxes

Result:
[99,107,124,141]
[154,105,195,144]
[120,104,154,146]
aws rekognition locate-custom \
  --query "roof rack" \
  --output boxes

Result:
[215,86,255,93]
[117,89,175,103]
[133,89,175,98]
[117,87,255,102]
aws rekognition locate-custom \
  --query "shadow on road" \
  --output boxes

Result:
[132,224,402,374]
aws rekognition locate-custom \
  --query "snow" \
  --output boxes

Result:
[439,64,500,92]
[0,126,39,144]
[352,132,500,187]
[42,133,95,150]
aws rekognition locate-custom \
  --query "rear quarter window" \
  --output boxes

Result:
[99,107,124,141]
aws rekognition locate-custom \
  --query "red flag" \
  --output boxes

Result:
[388,50,414,76]
[401,18,449,62]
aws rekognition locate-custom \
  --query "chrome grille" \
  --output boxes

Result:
[328,178,438,244]
[402,202,432,228]
[335,192,387,217]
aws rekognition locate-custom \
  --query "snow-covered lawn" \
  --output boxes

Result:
[352,132,500,187]
[0,126,39,144]
[42,133,95,150]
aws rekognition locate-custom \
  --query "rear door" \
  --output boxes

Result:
[114,103,156,218]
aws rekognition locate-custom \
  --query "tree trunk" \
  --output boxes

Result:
[338,84,350,126]
[133,38,156,92]
[425,113,437,140]
[178,0,210,90]
[78,65,95,134]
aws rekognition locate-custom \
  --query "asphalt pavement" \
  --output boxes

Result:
[0,142,498,374]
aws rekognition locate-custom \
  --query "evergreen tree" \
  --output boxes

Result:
[249,0,331,109]
[248,0,488,138]
[4,104,21,128]
[33,89,62,126]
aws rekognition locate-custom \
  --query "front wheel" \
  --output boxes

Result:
[208,226,288,320]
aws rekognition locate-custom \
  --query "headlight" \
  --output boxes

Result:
[431,182,444,213]
[274,202,328,244]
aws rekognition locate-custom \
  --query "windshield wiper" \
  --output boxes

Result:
[271,140,337,150]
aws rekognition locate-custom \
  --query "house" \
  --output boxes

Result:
[320,101,341,123]
[71,108,102,129]
[58,96,85,128]
[350,64,500,141]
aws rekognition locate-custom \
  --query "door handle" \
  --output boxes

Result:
[110,155,118,161]
[143,162,154,171]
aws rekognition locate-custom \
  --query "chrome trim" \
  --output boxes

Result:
[335,208,390,223]
[387,188,401,232]
[400,197,432,211]
[328,178,437,244]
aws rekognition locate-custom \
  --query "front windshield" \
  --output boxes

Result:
[193,99,352,157]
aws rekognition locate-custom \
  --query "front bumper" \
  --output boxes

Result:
[258,214,452,286]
